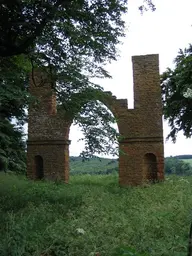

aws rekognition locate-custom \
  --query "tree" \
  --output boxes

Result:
[0,0,155,168]
[0,0,155,58]
[0,119,26,173]
[161,44,192,141]
[0,55,29,172]
[1,0,129,160]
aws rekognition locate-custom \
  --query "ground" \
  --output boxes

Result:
[0,173,191,256]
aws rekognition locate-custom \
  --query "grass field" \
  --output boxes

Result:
[0,173,192,256]
[182,159,192,166]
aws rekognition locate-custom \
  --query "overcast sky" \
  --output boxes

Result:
[69,0,192,157]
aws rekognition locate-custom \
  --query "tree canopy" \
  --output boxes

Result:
[0,0,155,172]
[0,0,128,171]
[0,0,154,58]
[161,44,192,141]
[0,55,29,172]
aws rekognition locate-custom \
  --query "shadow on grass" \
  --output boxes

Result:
[0,173,83,213]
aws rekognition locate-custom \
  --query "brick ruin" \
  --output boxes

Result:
[27,54,164,186]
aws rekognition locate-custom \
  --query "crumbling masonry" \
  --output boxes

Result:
[27,54,164,186]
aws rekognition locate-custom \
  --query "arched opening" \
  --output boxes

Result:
[68,100,119,184]
[143,153,158,182]
[35,155,44,180]
[0,158,6,172]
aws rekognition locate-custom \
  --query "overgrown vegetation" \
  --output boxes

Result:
[0,173,191,256]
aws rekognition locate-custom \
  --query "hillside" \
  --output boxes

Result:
[175,155,192,159]
[175,155,192,166]
[69,155,192,176]
[182,159,192,166]
[70,156,118,175]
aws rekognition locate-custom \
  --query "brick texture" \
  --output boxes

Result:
[27,54,164,186]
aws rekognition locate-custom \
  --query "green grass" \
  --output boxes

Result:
[0,173,192,256]
[182,158,192,166]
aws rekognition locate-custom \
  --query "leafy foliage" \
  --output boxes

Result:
[0,0,127,60]
[0,0,156,168]
[0,55,29,173]
[161,44,192,141]
[1,0,127,82]
[58,87,120,157]
[74,100,119,158]
[0,55,29,120]
[0,0,129,161]
[0,120,26,173]
[138,0,156,13]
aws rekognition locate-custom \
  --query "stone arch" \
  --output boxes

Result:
[68,98,120,177]
[67,92,122,128]
[27,54,165,186]
[35,155,44,180]
[64,93,125,182]
[64,90,125,123]
[143,153,158,182]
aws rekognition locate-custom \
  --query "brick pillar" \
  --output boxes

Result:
[132,54,161,110]
[118,54,164,185]
[131,54,164,183]
[27,69,71,182]
[63,140,70,183]
[29,70,56,116]
[119,141,143,186]
[27,140,71,182]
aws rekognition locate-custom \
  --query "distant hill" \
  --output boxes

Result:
[70,156,118,175]
[175,155,192,159]
[174,155,192,167]
[181,159,192,166]
[69,155,192,176]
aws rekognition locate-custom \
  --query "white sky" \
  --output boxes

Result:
[70,0,192,157]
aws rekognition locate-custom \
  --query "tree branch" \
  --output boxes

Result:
[0,0,73,57]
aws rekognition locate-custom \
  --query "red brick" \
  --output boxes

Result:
[27,54,164,186]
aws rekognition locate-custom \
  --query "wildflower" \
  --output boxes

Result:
[76,228,85,235]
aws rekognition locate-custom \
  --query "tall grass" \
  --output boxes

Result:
[0,173,192,255]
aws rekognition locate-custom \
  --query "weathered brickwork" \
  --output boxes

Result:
[27,54,164,186]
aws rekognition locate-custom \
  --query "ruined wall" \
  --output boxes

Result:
[27,54,164,186]
[117,54,164,185]
[27,70,71,181]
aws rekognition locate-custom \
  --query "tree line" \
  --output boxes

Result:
[165,157,192,176]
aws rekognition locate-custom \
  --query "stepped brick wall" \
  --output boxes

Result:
[27,54,164,186]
